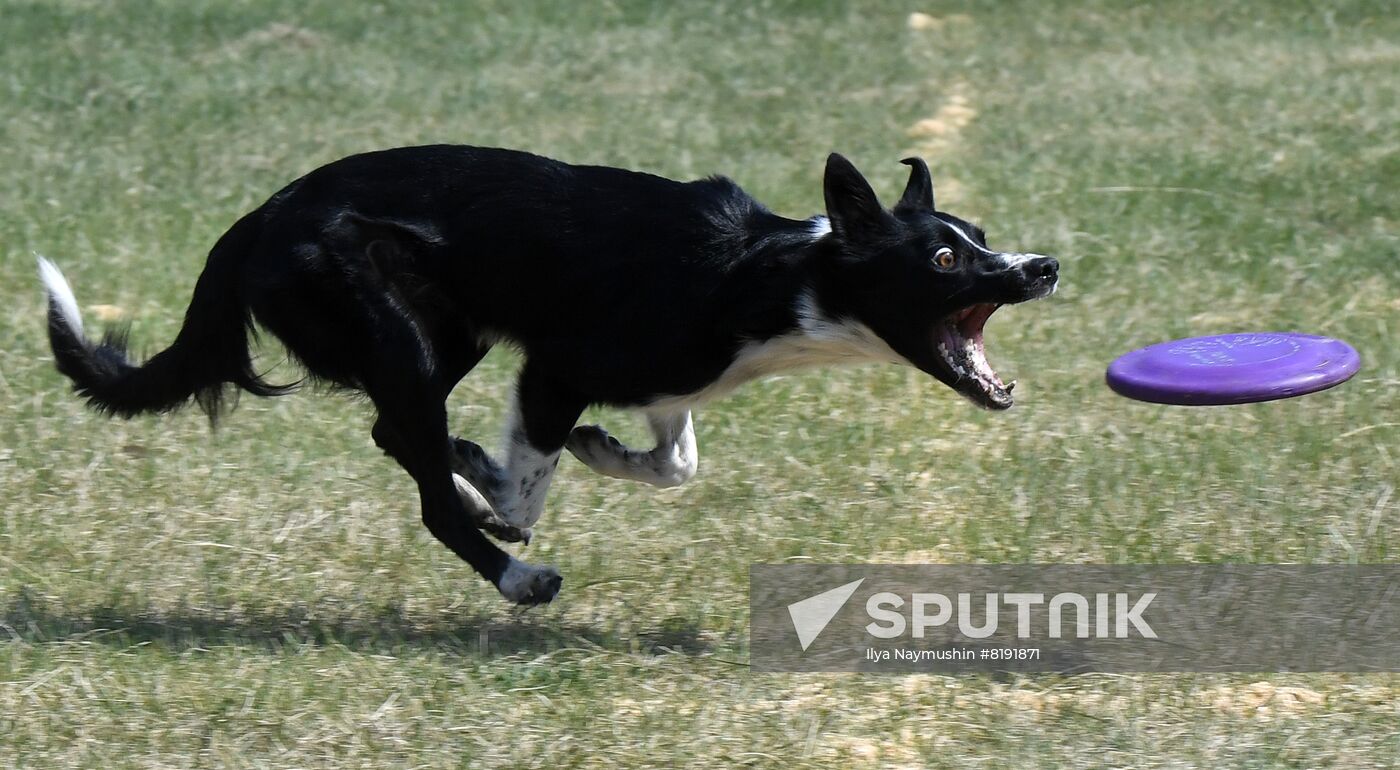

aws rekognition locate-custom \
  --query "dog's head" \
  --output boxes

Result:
[818,153,1058,409]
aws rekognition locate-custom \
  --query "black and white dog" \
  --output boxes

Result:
[39,146,1057,605]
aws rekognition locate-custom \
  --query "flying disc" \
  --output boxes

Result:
[1106,332,1360,405]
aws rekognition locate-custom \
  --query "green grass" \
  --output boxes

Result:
[3,0,1399,766]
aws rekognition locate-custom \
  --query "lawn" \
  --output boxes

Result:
[2,0,1398,767]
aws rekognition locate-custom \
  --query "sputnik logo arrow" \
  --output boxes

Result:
[787,578,864,651]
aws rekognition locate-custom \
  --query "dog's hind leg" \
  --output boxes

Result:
[565,411,698,488]
[263,290,558,604]
[368,337,528,543]
[362,339,563,605]
[374,412,528,545]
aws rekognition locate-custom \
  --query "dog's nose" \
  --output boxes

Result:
[1026,256,1058,281]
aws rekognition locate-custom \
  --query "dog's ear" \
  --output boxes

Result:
[824,153,893,243]
[894,157,934,214]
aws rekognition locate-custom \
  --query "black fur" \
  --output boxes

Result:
[45,211,291,422]
[41,145,1057,605]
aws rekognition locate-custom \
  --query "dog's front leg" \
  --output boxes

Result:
[447,439,532,544]
[456,366,585,544]
[566,410,698,488]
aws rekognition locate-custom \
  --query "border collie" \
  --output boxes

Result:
[39,147,1057,606]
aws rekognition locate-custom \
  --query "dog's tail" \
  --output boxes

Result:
[38,212,292,424]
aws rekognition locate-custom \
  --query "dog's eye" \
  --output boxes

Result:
[933,247,956,269]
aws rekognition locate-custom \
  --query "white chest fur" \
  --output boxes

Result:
[645,291,906,412]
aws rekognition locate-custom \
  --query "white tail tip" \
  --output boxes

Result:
[36,255,85,337]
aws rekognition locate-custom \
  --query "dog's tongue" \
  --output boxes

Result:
[958,305,1005,385]
[957,303,998,347]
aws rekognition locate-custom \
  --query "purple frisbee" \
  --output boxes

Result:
[1107,332,1361,405]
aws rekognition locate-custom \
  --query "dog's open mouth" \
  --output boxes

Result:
[936,303,1015,410]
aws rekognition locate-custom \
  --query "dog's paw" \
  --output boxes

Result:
[449,437,505,492]
[480,518,533,546]
[497,559,562,606]
[565,424,623,463]
[452,473,532,544]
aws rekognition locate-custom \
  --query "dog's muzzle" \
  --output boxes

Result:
[1008,254,1059,301]
[933,253,1059,410]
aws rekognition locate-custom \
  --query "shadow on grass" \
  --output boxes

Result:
[0,589,719,660]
